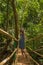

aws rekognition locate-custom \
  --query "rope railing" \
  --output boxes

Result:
[26,46,43,58]
[0,28,18,42]
[0,49,17,65]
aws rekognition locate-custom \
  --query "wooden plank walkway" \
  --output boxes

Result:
[14,49,32,65]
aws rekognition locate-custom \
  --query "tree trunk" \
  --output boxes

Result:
[11,0,18,44]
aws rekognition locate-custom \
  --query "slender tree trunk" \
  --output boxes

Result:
[5,0,9,31]
[12,0,18,41]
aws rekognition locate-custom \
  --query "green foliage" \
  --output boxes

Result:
[0,0,43,64]
[0,0,43,48]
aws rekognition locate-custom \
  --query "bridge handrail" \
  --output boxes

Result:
[0,48,17,65]
[35,48,43,52]
[28,53,40,65]
[26,46,43,58]
[0,28,18,42]
[27,34,43,42]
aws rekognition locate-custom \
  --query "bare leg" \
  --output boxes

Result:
[21,49,25,58]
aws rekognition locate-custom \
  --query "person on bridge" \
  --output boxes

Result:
[19,28,25,57]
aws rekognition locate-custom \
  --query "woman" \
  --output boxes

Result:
[19,28,25,56]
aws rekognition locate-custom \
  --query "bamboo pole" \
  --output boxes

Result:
[28,34,43,42]
[35,48,43,52]
[26,46,43,58]
[29,54,40,65]
[0,49,17,65]
[0,28,18,42]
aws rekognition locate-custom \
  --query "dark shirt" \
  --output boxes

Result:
[19,33,25,49]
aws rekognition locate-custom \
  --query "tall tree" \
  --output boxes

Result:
[12,0,18,43]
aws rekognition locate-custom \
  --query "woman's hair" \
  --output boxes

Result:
[20,28,24,34]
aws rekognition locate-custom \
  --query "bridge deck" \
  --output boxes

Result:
[14,49,33,65]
